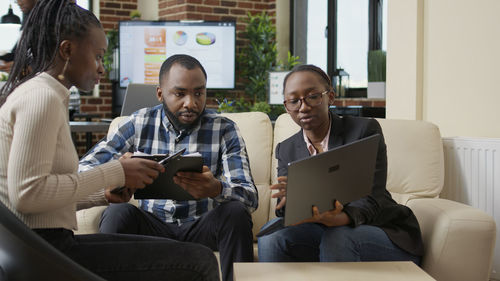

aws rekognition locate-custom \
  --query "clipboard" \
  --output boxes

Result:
[133,150,203,200]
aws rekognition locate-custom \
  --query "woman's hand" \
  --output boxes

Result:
[118,152,165,189]
[270,176,287,210]
[293,200,350,227]
[104,186,136,203]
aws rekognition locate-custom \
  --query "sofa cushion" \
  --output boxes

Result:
[76,206,106,234]
[220,112,273,186]
[377,119,444,204]
[270,114,301,220]
[107,116,128,136]
[270,115,445,206]
[271,113,301,184]
[220,112,273,239]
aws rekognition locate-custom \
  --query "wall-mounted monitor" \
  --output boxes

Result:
[119,20,235,89]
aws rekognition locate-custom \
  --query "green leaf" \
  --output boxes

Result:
[103,29,118,80]
[237,12,301,112]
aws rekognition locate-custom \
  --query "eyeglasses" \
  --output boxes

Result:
[283,91,328,111]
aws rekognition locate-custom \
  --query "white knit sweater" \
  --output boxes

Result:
[0,72,124,230]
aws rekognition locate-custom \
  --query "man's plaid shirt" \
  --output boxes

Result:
[79,105,258,224]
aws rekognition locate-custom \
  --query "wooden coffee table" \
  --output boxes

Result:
[234,261,436,281]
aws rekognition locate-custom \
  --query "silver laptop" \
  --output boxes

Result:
[120,83,160,116]
[284,134,381,226]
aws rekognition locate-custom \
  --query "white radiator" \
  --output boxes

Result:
[442,137,500,280]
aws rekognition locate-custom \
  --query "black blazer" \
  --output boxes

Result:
[275,111,424,256]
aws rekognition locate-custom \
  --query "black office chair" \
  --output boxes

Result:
[0,201,105,281]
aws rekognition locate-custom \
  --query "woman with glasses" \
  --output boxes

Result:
[257,64,424,265]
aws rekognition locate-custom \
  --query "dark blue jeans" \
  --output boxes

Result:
[35,228,220,281]
[258,217,421,264]
[99,201,254,281]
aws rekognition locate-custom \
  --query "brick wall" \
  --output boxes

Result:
[157,0,277,106]
[74,1,383,156]
[79,0,277,120]
[84,0,139,119]
[74,0,277,155]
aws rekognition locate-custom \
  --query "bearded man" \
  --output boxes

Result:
[79,54,257,281]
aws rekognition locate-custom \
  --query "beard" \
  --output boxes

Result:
[162,102,204,132]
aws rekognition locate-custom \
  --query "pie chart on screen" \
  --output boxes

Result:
[196,32,216,45]
[173,31,188,45]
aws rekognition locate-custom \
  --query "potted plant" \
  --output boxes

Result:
[0,72,8,91]
[236,12,299,119]
[130,10,141,20]
[367,49,386,99]
[103,29,118,81]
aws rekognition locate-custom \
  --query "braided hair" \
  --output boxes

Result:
[283,64,334,93]
[0,0,101,104]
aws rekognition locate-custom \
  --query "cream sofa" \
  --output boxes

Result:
[76,112,496,281]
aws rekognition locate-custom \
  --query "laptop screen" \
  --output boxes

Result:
[284,134,381,226]
[120,83,160,116]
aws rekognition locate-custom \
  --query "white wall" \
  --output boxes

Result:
[386,0,423,120]
[93,0,99,17]
[387,0,500,138]
[138,0,159,20]
[423,0,500,138]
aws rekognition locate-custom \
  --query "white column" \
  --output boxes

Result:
[386,0,424,120]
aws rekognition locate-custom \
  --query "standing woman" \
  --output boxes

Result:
[0,1,219,281]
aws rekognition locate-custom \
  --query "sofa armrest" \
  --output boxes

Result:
[407,198,496,281]
[75,206,107,235]
[76,199,139,235]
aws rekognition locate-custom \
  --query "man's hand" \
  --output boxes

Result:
[292,201,350,227]
[104,186,136,203]
[173,166,222,199]
[270,176,287,210]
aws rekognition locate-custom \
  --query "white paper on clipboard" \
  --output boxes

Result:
[268,71,289,105]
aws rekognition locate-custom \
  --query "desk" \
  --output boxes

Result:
[234,261,435,281]
[69,121,110,151]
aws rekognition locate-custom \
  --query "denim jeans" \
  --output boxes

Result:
[35,228,220,281]
[99,201,254,281]
[257,217,421,264]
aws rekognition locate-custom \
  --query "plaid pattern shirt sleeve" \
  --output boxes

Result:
[79,117,136,172]
[214,119,258,212]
